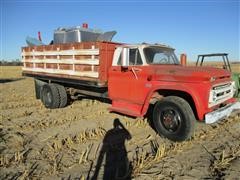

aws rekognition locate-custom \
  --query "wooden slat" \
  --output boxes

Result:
[22,67,99,78]
[22,59,99,65]
[22,49,99,56]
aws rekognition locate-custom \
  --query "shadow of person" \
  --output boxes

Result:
[91,118,132,180]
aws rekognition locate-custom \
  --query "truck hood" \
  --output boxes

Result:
[153,65,231,82]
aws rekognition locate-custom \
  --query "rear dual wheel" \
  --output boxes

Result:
[41,83,67,109]
[153,96,195,141]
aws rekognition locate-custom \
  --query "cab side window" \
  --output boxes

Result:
[129,49,143,65]
[117,48,143,66]
[117,54,122,65]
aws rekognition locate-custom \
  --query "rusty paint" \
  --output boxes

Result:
[22,41,121,85]
[35,63,44,68]
[46,63,58,69]
[149,92,163,104]
[59,64,73,70]
[25,63,33,68]
[75,65,95,71]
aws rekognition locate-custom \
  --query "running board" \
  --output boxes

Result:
[109,106,142,117]
[109,100,143,117]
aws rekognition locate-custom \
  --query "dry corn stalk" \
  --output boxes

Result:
[94,143,101,159]
[52,140,62,151]
[125,120,134,128]
[133,141,166,175]
[135,118,148,128]
[14,151,23,162]
[0,155,9,166]
[74,127,106,144]
[153,144,166,162]
[79,144,93,164]
[133,150,153,175]
[18,170,29,180]
[212,149,240,172]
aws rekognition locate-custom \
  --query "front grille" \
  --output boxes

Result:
[208,82,234,107]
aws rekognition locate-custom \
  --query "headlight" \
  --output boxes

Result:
[209,90,217,103]
[212,91,217,101]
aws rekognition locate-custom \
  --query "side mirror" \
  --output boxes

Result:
[180,53,187,66]
[121,48,129,67]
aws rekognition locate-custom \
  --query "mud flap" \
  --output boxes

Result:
[205,102,240,124]
[34,79,47,99]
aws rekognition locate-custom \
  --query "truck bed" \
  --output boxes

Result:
[22,41,120,87]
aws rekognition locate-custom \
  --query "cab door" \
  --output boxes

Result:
[108,47,146,105]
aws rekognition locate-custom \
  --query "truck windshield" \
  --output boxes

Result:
[144,47,179,65]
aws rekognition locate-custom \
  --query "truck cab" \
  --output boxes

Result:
[108,44,239,141]
[109,44,180,116]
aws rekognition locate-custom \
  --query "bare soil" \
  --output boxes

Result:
[0,66,240,179]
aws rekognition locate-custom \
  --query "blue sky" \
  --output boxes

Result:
[1,0,239,61]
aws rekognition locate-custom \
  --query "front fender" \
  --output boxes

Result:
[141,82,209,120]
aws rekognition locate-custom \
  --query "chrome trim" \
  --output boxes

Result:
[205,102,240,124]
[208,82,234,108]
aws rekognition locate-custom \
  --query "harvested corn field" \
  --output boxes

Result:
[0,66,240,179]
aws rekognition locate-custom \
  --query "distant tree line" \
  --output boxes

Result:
[0,59,22,66]
[231,61,240,64]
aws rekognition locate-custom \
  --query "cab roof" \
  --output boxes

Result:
[117,43,175,50]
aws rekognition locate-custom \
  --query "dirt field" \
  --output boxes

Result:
[0,66,240,179]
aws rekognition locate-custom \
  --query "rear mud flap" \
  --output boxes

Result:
[34,79,47,99]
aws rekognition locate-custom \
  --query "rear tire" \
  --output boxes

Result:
[153,96,195,141]
[41,84,60,109]
[55,84,68,108]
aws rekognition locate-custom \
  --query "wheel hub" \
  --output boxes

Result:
[161,109,181,132]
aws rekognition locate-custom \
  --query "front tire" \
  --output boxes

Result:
[153,96,195,141]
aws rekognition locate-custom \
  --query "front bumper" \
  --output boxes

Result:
[205,102,240,124]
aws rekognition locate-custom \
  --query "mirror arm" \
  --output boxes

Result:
[121,66,129,72]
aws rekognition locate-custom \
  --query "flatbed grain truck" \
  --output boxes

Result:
[22,40,239,141]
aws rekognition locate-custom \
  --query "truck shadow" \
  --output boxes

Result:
[91,118,132,180]
[74,95,111,104]
[0,78,25,84]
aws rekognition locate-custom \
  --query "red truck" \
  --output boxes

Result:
[22,41,239,141]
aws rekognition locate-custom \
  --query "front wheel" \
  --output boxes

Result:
[153,96,195,141]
